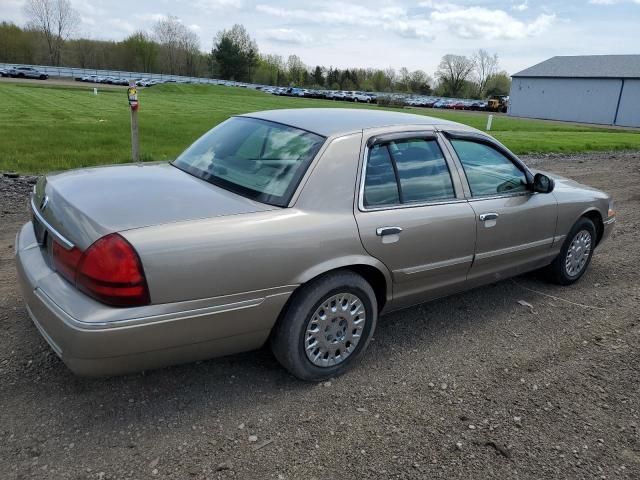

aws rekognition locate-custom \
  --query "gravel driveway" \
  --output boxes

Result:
[1,152,639,480]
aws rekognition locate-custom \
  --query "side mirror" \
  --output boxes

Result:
[533,173,554,194]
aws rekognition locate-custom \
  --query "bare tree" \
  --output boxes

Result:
[408,70,432,94]
[153,15,182,74]
[472,49,499,97]
[152,16,202,75]
[435,54,475,97]
[181,29,200,76]
[24,0,79,65]
[286,54,306,86]
[397,67,410,91]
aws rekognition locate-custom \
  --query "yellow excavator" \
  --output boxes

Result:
[487,95,509,113]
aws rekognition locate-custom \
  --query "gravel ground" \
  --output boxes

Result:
[1,152,639,480]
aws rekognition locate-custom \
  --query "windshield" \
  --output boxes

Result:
[173,117,325,207]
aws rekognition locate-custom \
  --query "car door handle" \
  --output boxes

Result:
[376,226,403,236]
[479,213,499,221]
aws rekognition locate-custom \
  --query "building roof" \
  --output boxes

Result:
[239,108,460,137]
[513,55,640,79]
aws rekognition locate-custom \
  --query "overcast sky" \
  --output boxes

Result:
[2,0,639,74]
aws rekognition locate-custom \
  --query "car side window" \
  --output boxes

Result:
[450,139,528,196]
[388,138,455,203]
[363,138,455,208]
[363,144,400,207]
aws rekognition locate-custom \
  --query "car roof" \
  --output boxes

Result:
[239,108,463,137]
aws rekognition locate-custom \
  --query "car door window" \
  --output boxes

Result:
[450,140,528,196]
[363,138,455,207]
[363,144,400,207]
[389,138,455,203]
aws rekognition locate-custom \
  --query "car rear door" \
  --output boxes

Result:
[354,130,477,310]
[441,131,557,284]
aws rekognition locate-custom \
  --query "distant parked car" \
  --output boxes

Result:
[470,101,488,111]
[81,75,102,83]
[433,99,451,109]
[332,91,348,101]
[9,66,48,80]
[349,91,373,103]
[0,67,10,77]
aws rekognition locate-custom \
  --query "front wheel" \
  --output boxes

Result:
[547,217,596,285]
[270,271,377,381]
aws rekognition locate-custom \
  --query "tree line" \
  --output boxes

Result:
[0,0,510,98]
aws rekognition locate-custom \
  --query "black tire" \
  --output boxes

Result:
[547,217,596,285]
[270,270,377,381]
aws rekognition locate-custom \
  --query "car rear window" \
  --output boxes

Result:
[173,117,325,207]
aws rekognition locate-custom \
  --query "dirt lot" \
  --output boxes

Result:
[1,152,639,480]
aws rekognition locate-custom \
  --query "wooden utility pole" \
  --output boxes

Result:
[127,81,140,162]
[130,108,139,162]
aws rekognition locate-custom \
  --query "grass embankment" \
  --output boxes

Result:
[0,82,638,173]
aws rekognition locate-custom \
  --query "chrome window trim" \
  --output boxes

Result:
[357,134,462,212]
[467,191,535,202]
[30,195,75,250]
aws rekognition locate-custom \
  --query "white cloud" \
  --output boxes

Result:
[264,28,313,44]
[133,13,169,23]
[256,3,434,40]
[193,0,243,8]
[257,2,554,42]
[106,18,135,34]
[512,1,528,11]
[421,2,556,40]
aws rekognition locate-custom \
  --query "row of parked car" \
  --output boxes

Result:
[261,86,378,103]
[257,86,507,112]
[405,96,490,111]
[1,64,504,112]
[0,66,49,79]
[73,75,186,87]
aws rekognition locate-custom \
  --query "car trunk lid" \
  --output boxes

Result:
[31,162,276,251]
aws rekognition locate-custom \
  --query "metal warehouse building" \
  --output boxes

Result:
[508,55,640,128]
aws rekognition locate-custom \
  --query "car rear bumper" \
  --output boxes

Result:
[15,222,292,376]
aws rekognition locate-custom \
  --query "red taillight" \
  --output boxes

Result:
[51,242,82,284]
[52,233,150,307]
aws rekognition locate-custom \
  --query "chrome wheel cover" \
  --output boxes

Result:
[565,229,592,277]
[304,293,366,367]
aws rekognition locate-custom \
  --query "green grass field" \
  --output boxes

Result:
[1,81,639,173]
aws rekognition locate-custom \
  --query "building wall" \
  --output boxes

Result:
[615,79,640,128]
[509,77,624,125]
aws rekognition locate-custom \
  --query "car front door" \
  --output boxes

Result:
[354,131,477,310]
[442,132,558,284]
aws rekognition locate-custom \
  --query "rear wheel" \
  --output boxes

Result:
[270,271,377,381]
[547,217,596,285]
